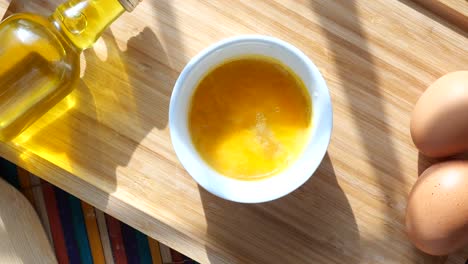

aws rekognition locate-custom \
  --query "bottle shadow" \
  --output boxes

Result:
[200,153,361,263]
[11,25,173,214]
[4,0,192,260]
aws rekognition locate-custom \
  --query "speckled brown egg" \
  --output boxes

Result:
[410,71,468,158]
[406,160,468,255]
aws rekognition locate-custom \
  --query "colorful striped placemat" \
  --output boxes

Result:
[0,157,197,264]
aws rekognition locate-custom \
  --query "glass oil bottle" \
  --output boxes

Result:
[0,0,140,141]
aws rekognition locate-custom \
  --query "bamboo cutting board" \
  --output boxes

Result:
[1,0,467,263]
[413,0,468,30]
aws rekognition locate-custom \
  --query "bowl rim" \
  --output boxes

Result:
[169,35,333,203]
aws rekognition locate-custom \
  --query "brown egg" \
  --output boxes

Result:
[410,71,468,158]
[406,160,468,255]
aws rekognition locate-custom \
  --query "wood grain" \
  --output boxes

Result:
[0,178,57,263]
[0,0,467,263]
[0,0,9,17]
[412,0,468,30]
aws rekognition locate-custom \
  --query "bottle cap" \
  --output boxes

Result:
[119,0,142,12]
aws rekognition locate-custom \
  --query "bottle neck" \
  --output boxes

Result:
[50,0,126,51]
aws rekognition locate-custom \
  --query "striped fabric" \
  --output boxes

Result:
[0,158,197,264]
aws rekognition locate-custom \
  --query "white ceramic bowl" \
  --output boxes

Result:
[169,35,332,203]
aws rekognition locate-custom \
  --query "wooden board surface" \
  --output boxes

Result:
[413,0,468,30]
[0,0,9,17]
[1,0,467,263]
[0,178,57,263]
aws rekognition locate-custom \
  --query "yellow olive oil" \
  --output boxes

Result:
[189,56,312,180]
[0,0,137,141]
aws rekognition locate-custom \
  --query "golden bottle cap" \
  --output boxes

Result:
[119,0,142,12]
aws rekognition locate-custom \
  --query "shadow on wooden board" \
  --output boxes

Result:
[195,1,361,262]
[1,0,176,222]
[310,0,463,263]
[407,0,468,33]
[199,153,360,263]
